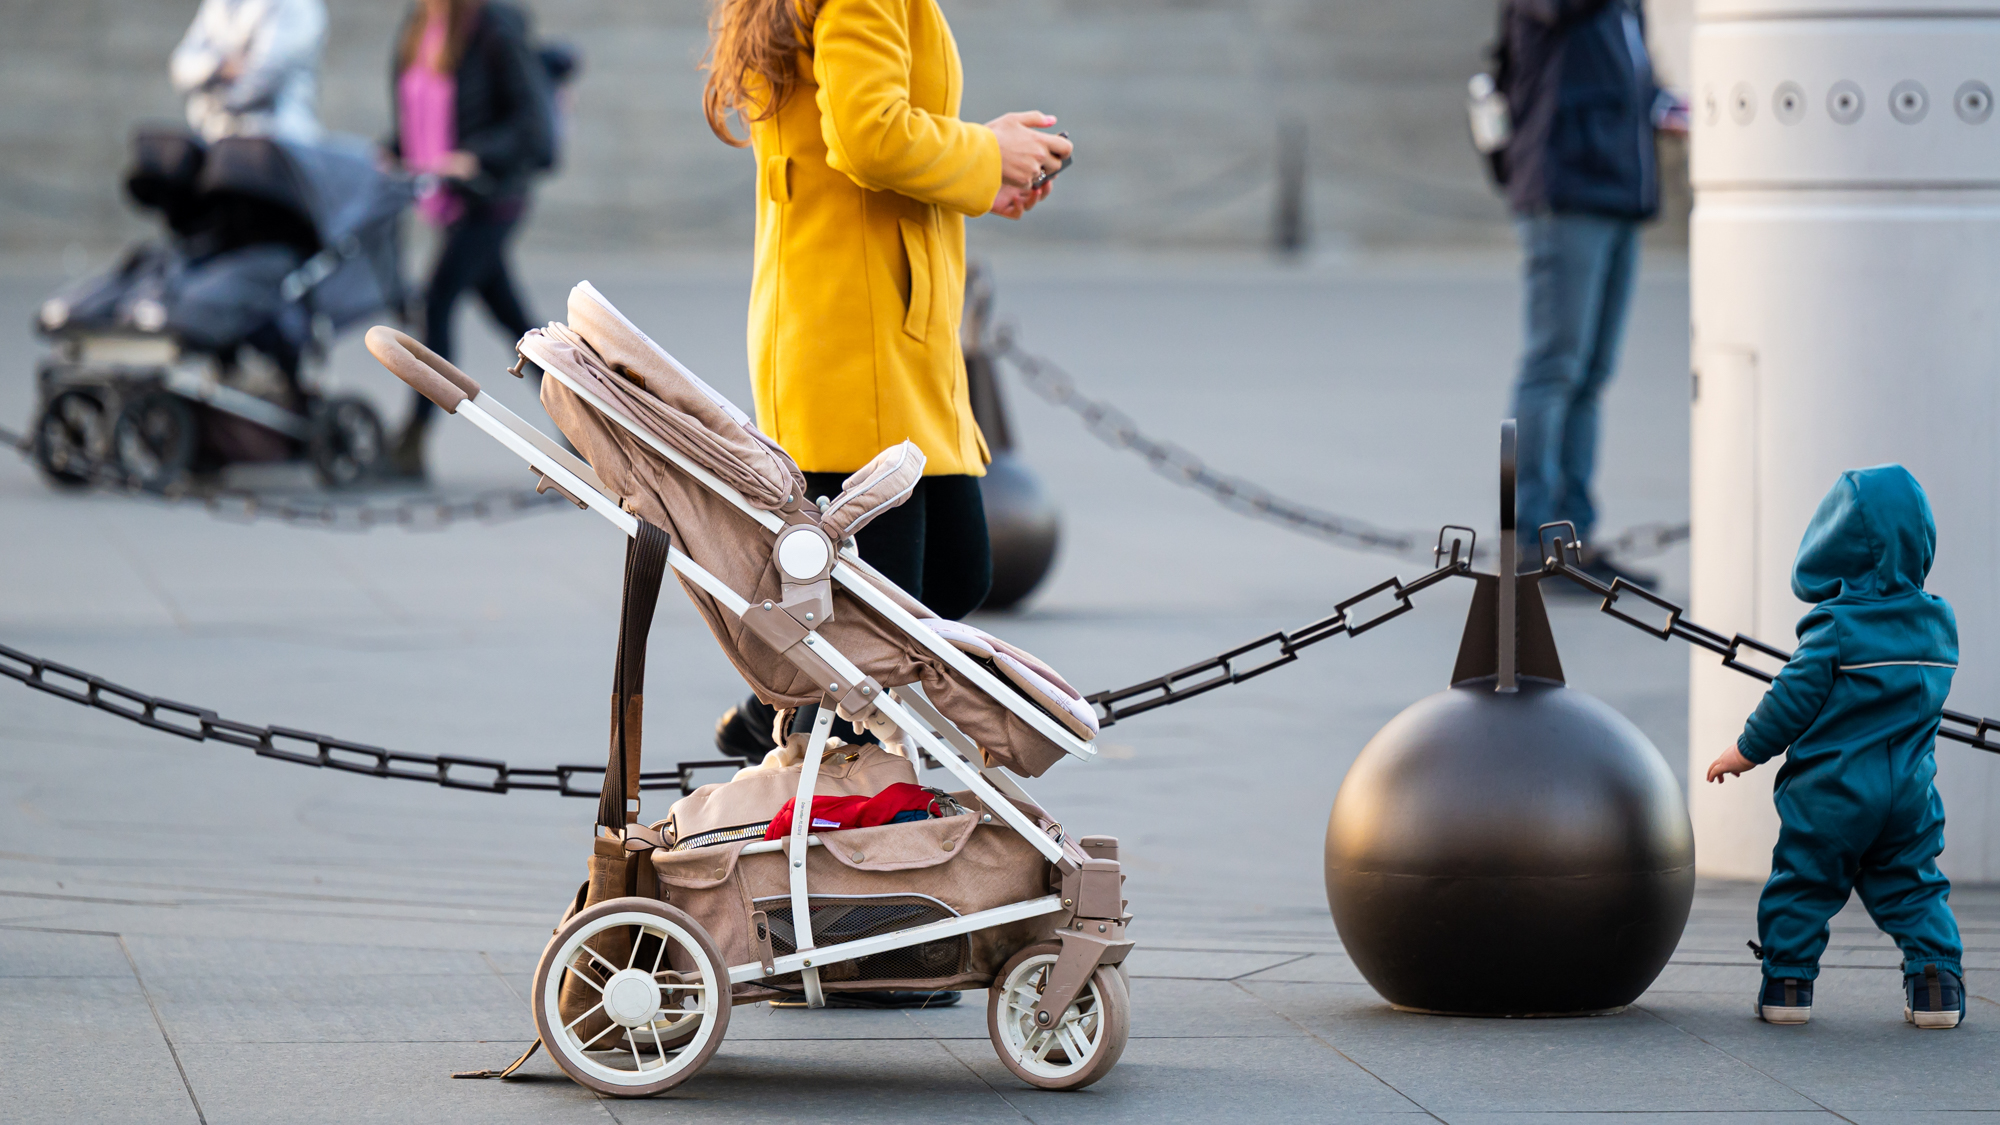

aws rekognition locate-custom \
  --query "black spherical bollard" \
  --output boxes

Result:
[1325,675,1694,1016]
[979,450,1060,611]
[1325,422,1694,1017]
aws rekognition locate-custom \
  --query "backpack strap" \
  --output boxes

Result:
[598,518,672,833]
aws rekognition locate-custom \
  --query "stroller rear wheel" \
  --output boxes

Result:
[987,941,1131,1090]
[33,389,109,488]
[111,391,197,492]
[533,896,730,1097]
[308,395,384,489]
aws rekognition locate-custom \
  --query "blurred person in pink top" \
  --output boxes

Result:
[383,0,553,477]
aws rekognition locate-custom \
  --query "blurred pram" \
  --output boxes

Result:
[30,127,410,490]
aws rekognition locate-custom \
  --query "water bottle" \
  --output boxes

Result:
[1466,73,1511,154]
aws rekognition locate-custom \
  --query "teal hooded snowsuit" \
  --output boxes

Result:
[1738,464,1962,982]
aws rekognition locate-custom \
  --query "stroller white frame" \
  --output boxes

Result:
[366,305,1130,1096]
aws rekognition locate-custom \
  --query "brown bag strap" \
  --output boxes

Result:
[451,1037,541,1080]
[599,518,672,833]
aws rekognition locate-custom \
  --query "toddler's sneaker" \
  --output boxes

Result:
[1756,976,1812,1024]
[1905,965,1965,1029]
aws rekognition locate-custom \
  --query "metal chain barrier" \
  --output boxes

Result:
[1088,519,2000,756]
[0,421,570,531]
[991,328,1426,558]
[991,328,1693,563]
[0,640,742,798]
[1089,528,1478,724]
[5,517,1996,797]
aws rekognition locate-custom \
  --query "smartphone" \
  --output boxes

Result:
[1030,133,1072,191]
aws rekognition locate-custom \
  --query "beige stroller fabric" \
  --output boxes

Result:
[535,284,1093,778]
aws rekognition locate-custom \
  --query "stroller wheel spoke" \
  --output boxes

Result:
[562,1000,608,1036]
[574,1013,622,1053]
[563,961,606,993]
[580,944,622,978]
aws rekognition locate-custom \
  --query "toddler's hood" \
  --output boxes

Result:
[1792,464,1935,603]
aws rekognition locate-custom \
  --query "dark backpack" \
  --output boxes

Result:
[530,41,581,172]
[1482,0,1513,187]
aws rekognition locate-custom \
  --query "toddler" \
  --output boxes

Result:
[1707,464,1964,1028]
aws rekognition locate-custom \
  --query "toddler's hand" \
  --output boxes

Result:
[1705,743,1755,783]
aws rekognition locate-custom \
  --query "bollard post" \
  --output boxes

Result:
[1497,420,1518,693]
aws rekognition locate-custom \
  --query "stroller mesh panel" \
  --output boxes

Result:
[755,895,968,985]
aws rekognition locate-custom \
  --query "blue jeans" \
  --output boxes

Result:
[1510,212,1639,549]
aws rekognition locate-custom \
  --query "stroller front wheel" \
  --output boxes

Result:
[111,391,197,493]
[33,389,109,488]
[533,896,731,1097]
[307,395,384,489]
[988,941,1131,1090]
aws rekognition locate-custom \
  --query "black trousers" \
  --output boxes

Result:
[409,202,533,425]
[802,471,992,619]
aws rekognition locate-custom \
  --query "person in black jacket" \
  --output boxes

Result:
[1498,0,1684,586]
[385,0,552,476]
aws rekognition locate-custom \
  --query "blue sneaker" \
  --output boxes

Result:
[1756,976,1812,1024]
[1905,965,1965,1029]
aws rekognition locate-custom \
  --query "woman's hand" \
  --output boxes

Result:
[989,180,1052,220]
[437,150,480,180]
[1705,743,1756,783]
[985,111,1072,188]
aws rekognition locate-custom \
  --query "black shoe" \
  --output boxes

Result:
[386,420,428,480]
[714,694,778,762]
[1906,965,1966,1029]
[769,990,961,1010]
[1756,975,1812,1025]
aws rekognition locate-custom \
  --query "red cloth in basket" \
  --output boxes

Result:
[761,782,937,840]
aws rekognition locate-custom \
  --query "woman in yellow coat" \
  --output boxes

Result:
[703,0,1072,763]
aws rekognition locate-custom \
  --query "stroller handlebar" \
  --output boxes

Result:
[365,326,480,413]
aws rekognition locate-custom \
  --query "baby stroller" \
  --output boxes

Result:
[364,282,1133,1097]
[31,127,409,491]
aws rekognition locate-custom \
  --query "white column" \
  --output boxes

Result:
[1688,0,2000,880]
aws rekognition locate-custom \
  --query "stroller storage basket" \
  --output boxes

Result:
[756,895,969,987]
[653,795,1055,1000]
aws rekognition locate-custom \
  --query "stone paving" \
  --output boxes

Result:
[3,251,1996,1123]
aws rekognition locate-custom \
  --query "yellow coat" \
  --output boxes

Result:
[746,0,1001,477]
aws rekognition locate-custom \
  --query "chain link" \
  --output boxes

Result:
[0,640,744,797]
[0,421,571,531]
[991,329,1692,563]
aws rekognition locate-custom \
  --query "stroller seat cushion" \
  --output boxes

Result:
[926,620,1099,740]
[820,441,925,542]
